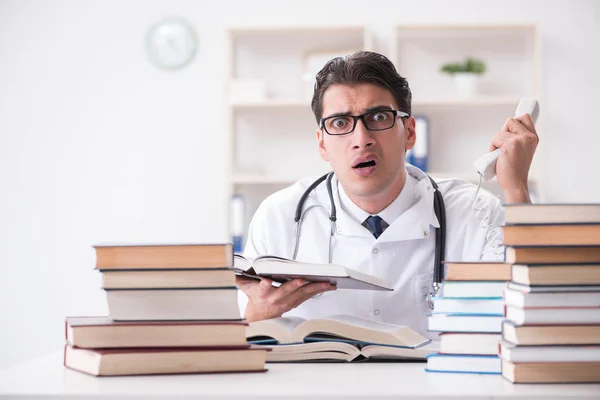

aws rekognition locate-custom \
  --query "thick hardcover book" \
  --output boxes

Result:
[94,243,233,270]
[65,317,248,348]
[234,254,392,291]
[63,345,269,376]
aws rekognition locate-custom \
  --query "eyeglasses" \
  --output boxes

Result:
[320,109,410,136]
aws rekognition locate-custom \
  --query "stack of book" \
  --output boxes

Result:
[425,260,512,374]
[64,243,269,376]
[500,203,600,383]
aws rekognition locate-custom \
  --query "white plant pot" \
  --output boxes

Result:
[453,73,479,98]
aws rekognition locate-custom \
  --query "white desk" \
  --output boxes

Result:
[0,351,599,399]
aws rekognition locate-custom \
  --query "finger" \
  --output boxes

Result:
[515,113,536,134]
[235,276,262,291]
[502,117,535,137]
[287,284,337,310]
[256,278,276,296]
[274,278,309,297]
[488,131,515,152]
[288,281,335,302]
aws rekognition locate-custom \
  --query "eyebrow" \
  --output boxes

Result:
[323,105,394,119]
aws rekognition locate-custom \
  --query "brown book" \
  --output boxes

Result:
[512,264,600,286]
[505,246,600,265]
[94,243,233,270]
[502,321,600,345]
[102,269,236,289]
[502,359,600,383]
[442,261,511,281]
[505,203,600,225]
[105,288,240,321]
[502,224,600,246]
[66,317,248,348]
[63,345,269,376]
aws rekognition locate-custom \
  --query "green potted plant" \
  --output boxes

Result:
[440,57,487,98]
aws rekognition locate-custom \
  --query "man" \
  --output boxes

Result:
[236,51,538,336]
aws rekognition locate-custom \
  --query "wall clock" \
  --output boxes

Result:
[145,18,198,70]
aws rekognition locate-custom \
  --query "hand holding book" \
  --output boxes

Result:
[236,275,337,322]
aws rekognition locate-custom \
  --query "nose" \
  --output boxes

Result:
[352,119,375,149]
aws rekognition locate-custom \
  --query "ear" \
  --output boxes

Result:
[317,128,329,161]
[404,116,417,151]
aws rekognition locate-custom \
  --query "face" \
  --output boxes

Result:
[317,83,416,202]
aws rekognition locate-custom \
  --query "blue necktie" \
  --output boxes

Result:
[365,215,384,239]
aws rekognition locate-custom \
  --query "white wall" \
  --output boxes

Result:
[1,0,599,368]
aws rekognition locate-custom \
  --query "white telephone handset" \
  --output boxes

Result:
[473,99,540,181]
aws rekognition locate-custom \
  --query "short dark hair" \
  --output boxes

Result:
[311,50,412,124]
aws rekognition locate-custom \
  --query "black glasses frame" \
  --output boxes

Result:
[319,109,410,136]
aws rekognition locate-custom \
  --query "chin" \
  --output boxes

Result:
[346,179,387,198]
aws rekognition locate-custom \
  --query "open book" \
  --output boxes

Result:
[234,254,392,291]
[246,315,435,362]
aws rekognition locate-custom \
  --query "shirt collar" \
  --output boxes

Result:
[337,169,417,226]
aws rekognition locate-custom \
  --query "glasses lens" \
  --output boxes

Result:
[364,110,396,130]
[325,116,355,135]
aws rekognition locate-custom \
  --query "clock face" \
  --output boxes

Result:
[145,18,198,70]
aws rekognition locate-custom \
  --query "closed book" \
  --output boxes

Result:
[511,263,600,286]
[507,281,600,293]
[442,281,507,298]
[105,288,241,321]
[63,345,269,376]
[442,262,511,281]
[425,354,501,374]
[505,246,600,264]
[432,297,503,315]
[439,333,501,355]
[502,360,600,383]
[505,305,600,325]
[500,340,600,363]
[427,314,503,333]
[505,203,600,225]
[94,243,233,270]
[502,224,600,246]
[502,321,600,345]
[504,287,600,308]
[65,317,248,348]
[101,269,236,289]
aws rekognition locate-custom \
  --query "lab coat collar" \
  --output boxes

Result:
[330,165,441,240]
[337,169,416,227]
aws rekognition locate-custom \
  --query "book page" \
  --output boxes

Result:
[292,315,430,348]
[326,315,409,333]
[247,317,306,344]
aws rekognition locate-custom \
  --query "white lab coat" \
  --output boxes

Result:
[241,165,505,339]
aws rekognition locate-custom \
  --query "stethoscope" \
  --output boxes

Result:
[292,171,446,309]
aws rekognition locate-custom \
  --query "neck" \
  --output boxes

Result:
[348,169,407,215]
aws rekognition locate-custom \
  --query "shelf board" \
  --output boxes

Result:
[233,172,480,185]
[232,172,537,188]
[412,97,521,107]
[229,25,365,36]
[230,99,311,109]
[231,97,522,110]
[232,174,307,185]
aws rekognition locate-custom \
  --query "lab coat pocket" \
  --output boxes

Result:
[413,271,433,335]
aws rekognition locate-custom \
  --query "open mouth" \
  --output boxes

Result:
[353,160,377,169]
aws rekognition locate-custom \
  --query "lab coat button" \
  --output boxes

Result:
[423,230,429,237]
[374,309,380,316]
[372,248,379,255]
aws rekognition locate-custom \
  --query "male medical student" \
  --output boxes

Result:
[236,51,538,337]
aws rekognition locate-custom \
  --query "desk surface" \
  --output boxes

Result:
[1,351,599,399]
